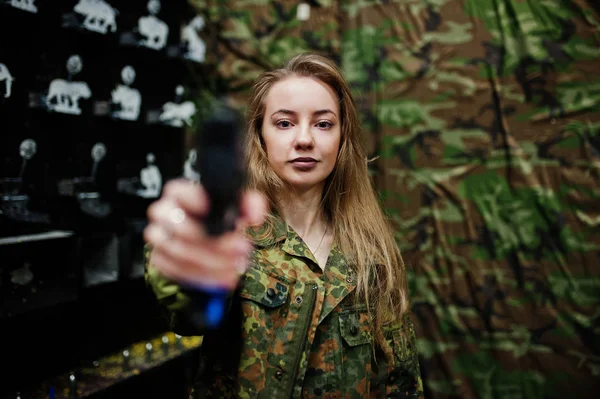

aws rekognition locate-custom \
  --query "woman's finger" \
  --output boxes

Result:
[144,222,172,246]
[161,178,210,217]
[147,199,207,244]
[145,223,252,284]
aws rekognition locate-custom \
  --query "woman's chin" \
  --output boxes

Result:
[282,177,326,193]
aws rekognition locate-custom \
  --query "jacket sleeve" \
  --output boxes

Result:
[387,312,425,398]
[144,244,204,336]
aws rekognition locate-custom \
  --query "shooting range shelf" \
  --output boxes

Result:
[25,332,202,399]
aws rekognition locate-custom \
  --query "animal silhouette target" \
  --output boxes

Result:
[73,0,119,34]
[111,65,141,121]
[137,0,169,50]
[0,63,14,98]
[182,15,206,63]
[159,85,196,127]
[8,0,37,13]
[137,152,162,198]
[45,55,92,115]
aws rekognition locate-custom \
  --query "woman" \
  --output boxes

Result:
[144,53,424,398]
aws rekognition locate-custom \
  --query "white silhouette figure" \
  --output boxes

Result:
[159,102,196,127]
[72,142,112,219]
[0,139,51,225]
[47,80,91,114]
[111,65,141,121]
[159,85,196,127]
[91,142,107,179]
[46,55,92,115]
[9,0,37,13]
[137,152,162,198]
[73,0,118,34]
[182,15,206,63]
[183,148,200,182]
[0,63,14,98]
[138,0,169,50]
[19,139,37,178]
[20,139,36,160]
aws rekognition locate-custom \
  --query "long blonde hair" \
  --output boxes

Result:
[243,53,409,348]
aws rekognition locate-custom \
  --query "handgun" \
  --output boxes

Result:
[186,99,245,329]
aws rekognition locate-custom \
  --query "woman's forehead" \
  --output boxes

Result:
[264,76,339,114]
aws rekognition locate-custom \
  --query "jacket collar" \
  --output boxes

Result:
[246,215,331,268]
[246,215,289,248]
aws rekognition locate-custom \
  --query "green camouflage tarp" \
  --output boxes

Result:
[186,1,600,397]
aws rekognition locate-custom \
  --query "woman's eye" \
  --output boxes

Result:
[276,120,292,128]
[316,121,333,129]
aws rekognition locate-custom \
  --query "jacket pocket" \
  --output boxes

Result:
[236,267,291,394]
[388,314,418,365]
[238,267,290,307]
[338,309,373,395]
[339,309,372,346]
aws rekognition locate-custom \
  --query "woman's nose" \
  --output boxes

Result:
[294,123,314,148]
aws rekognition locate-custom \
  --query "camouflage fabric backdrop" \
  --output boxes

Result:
[187,1,600,397]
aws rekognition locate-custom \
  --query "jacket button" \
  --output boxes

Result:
[295,296,303,304]
[267,288,276,298]
[275,368,284,380]
[350,325,359,335]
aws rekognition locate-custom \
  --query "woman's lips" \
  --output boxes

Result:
[290,158,318,169]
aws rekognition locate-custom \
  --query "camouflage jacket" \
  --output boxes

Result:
[145,217,424,398]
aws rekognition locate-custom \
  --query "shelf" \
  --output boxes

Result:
[0,230,75,246]
[27,332,202,399]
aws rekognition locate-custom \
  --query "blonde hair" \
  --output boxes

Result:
[243,53,409,349]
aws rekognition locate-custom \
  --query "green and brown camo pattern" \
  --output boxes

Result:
[146,217,423,398]
[181,1,600,397]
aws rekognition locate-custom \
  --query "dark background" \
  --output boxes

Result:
[1,1,202,398]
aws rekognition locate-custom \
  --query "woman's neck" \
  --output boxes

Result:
[278,184,328,237]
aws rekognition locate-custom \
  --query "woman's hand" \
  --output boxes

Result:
[143,178,267,290]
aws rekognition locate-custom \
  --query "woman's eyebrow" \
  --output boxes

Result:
[271,109,296,117]
[270,109,337,117]
[313,109,337,117]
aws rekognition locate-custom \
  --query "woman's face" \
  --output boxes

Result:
[261,76,341,192]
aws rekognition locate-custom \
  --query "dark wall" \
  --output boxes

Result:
[1,1,204,397]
